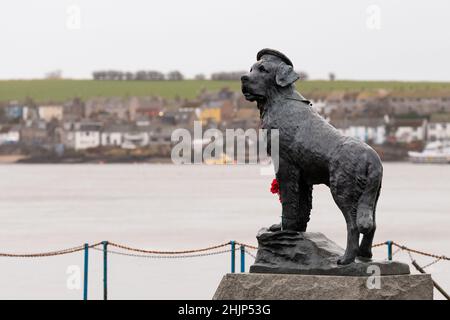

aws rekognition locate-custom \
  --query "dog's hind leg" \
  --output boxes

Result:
[358,229,375,260]
[358,184,381,259]
[356,151,382,235]
[330,175,360,265]
[337,207,360,265]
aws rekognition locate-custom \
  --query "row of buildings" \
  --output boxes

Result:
[1,88,450,155]
[330,114,450,145]
[312,89,450,117]
[0,89,260,152]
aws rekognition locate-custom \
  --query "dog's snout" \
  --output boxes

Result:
[241,75,249,82]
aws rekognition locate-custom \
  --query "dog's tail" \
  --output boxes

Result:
[356,150,383,235]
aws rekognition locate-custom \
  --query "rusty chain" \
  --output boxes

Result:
[91,247,234,259]
[421,257,443,270]
[245,250,257,259]
[235,242,258,250]
[0,242,102,258]
[372,242,386,248]
[107,241,231,255]
[0,240,448,265]
[391,241,449,261]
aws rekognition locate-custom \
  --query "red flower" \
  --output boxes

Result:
[270,178,282,202]
[270,178,279,194]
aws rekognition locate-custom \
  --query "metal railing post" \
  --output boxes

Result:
[387,240,393,261]
[230,240,235,273]
[102,241,108,300]
[240,245,245,273]
[83,243,89,300]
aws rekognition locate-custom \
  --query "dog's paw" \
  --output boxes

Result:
[337,255,356,265]
[356,256,373,263]
[268,223,282,232]
[357,248,373,260]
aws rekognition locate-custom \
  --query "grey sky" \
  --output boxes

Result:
[1,0,449,80]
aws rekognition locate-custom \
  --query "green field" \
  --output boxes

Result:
[1,79,450,103]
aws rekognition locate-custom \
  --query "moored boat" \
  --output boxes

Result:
[408,141,450,163]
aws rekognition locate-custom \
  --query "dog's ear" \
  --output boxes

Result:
[275,62,299,87]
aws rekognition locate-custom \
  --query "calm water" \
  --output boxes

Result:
[0,163,449,299]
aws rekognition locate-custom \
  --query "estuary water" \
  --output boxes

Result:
[0,163,449,299]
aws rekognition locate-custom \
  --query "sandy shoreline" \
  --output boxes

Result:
[0,155,27,163]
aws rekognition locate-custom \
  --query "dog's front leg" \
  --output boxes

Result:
[276,158,303,231]
[297,179,313,231]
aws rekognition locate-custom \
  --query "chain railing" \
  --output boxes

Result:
[0,242,103,258]
[91,246,234,259]
[0,239,449,300]
[107,241,231,255]
[390,241,450,261]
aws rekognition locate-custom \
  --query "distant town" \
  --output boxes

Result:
[1,73,450,163]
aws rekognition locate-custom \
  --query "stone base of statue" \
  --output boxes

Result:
[249,229,410,276]
[213,228,433,300]
[213,273,433,300]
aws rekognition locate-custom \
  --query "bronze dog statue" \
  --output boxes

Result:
[241,49,383,264]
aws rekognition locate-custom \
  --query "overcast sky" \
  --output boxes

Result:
[1,0,449,81]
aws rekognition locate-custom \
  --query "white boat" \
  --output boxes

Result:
[408,141,450,163]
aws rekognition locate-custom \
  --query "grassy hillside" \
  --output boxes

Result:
[1,79,450,103]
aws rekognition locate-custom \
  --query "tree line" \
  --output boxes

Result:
[92,70,310,81]
[211,71,309,81]
[92,70,184,81]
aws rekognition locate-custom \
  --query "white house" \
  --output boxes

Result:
[38,105,63,122]
[123,132,149,148]
[331,118,386,145]
[101,124,150,148]
[101,131,123,147]
[428,123,450,141]
[65,122,102,150]
[427,114,450,141]
[101,124,130,147]
[392,119,427,143]
[22,106,39,121]
[74,131,101,150]
[0,126,20,145]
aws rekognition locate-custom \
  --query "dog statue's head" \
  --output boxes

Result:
[241,48,299,102]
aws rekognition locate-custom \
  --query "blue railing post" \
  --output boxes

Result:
[387,240,393,261]
[102,241,108,300]
[83,243,89,300]
[230,241,235,273]
[240,245,245,273]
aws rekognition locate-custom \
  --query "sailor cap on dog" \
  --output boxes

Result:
[257,48,294,67]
